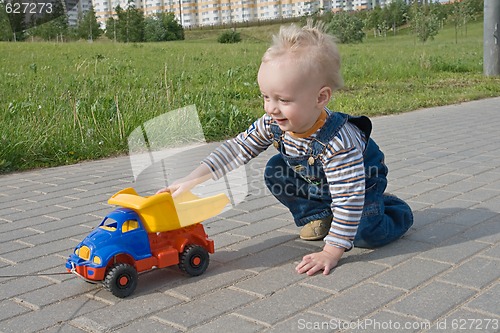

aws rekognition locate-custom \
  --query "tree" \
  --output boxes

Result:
[1,0,26,41]
[409,4,440,43]
[32,0,68,41]
[115,1,144,42]
[448,0,482,39]
[365,6,382,37]
[162,12,183,40]
[327,11,365,44]
[385,0,408,35]
[76,5,102,41]
[105,16,116,41]
[144,15,165,42]
[144,12,183,42]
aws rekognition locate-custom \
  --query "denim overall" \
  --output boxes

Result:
[264,110,413,248]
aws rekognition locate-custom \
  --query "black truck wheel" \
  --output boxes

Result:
[179,245,209,276]
[103,263,138,298]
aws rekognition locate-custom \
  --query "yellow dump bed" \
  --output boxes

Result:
[108,188,229,233]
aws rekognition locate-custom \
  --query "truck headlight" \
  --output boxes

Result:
[77,246,90,260]
[93,256,102,265]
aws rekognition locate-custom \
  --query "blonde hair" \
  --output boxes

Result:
[262,20,343,91]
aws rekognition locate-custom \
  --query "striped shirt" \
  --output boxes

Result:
[202,113,366,250]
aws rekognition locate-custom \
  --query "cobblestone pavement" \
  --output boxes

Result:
[1,98,499,333]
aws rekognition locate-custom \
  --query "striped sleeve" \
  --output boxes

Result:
[202,115,273,180]
[322,124,366,250]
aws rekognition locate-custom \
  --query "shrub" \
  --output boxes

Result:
[218,30,241,44]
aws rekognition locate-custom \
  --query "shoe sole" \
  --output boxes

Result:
[300,234,327,241]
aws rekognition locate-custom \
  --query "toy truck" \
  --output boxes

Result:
[66,187,229,298]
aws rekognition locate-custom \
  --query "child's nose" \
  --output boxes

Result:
[266,100,279,115]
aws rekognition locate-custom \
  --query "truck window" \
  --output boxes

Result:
[100,217,118,232]
[122,220,139,233]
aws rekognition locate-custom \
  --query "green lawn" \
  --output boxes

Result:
[1,20,499,173]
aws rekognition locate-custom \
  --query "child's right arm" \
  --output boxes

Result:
[158,115,273,196]
[156,163,213,197]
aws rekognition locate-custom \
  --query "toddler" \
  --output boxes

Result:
[159,21,413,275]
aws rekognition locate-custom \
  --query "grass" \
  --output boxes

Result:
[1,19,499,174]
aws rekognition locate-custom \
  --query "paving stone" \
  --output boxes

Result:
[373,258,450,290]
[301,261,388,293]
[0,254,67,279]
[411,209,449,228]
[481,244,500,259]
[425,308,500,333]
[17,277,99,308]
[229,216,294,238]
[212,233,297,264]
[440,257,499,289]
[0,296,107,333]
[71,293,181,331]
[411,190,459,205]
[429,198,480,213]
[230,205,287,223]
[395,181,444,197]
[425,173,465,187]
[388,281,476,321]
[405,201,433,211]
[1,205,70,222]
[0,215,60,233]
[439,180,486,193]
[118,318,181,333]
[358,239,432,267]
[1,238,77,263]
[0,227,41,243]
[460,218,500,244]
[211,232,248,249]
[236,284,329,325]
[203,218,247,235]
[0,276,55,301]
[0,299,31,321]
[0,240,30,255]
[162,266,255,299]
[267,312,339,332]
[20,225,90,245]
[347,311,430,333]
[464,283,500,316]
[406,221,469,245]
[233,262,307,296]
[153,289,257,330]
[453,189,500,203]
[39,323,89,333]
[312,283,404,321]
[189,314,265,333]
[418,236,490,264]
[231,244,308,273]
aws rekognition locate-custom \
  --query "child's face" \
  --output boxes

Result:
[257,55,328,134]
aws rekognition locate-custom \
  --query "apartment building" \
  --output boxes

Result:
[91,0,399,28]
[66,0,93,26]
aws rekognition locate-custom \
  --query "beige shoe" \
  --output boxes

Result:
[299,217,332,241]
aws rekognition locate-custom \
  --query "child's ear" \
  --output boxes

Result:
[317,86,332,107]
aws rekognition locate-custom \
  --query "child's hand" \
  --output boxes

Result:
[156,164,212,197]
[155,181,191,197]
[295,245,345,276]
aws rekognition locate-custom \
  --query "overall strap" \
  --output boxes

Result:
[270,121,283,151]
[309,108,348,156]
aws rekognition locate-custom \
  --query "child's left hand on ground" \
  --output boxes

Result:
[295,245,345,276]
